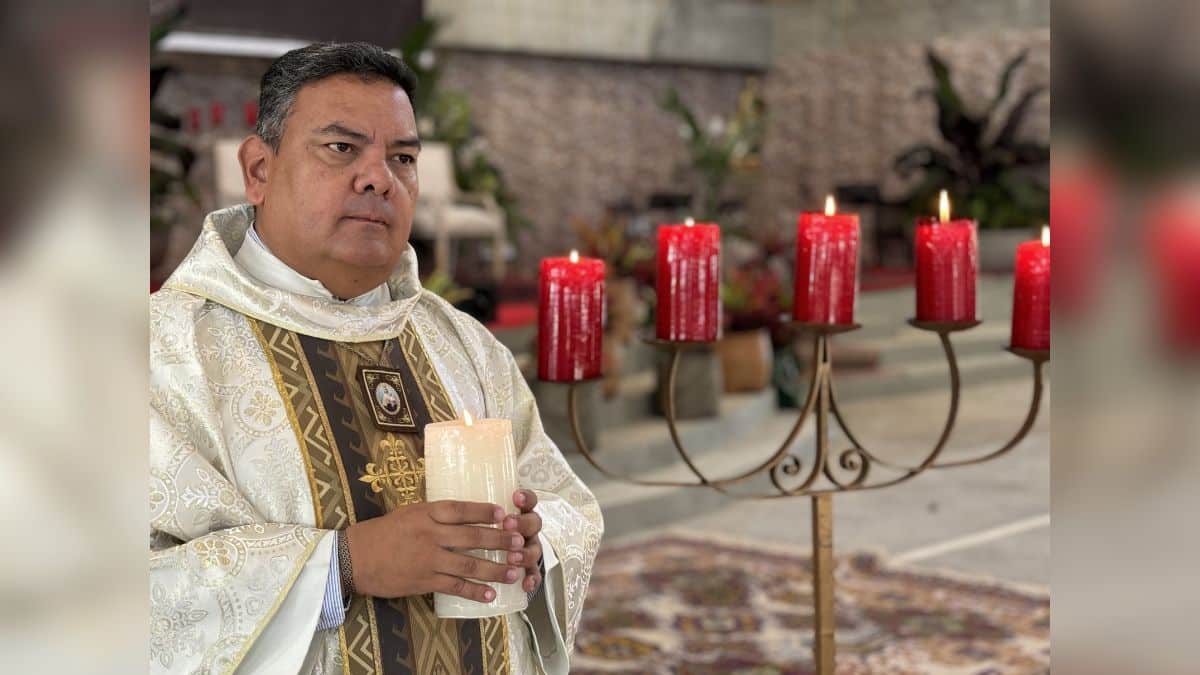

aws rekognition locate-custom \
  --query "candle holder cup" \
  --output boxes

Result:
[790,321,863,335]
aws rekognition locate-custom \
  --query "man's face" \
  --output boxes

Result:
[252,74,419,280]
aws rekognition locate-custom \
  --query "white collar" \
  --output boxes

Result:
[164,205,427,342]
[234,221,391,307]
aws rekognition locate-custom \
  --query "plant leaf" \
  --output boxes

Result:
[150,106,180,131]
[151,134,197,174]
[924,49,985,160]
[398,17,439,59]
[926,49,965,114]
[151,65,173,100]
[993,85,1046,151]
[988,49,1029,117]
[893,144,961,178]
[659,87,702,147]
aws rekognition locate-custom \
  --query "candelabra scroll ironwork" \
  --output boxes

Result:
[812,319,973,479]
[820,320,1049,473]
[553,319,1048,675]
[928,346,1048,468]
[566,335,827,493]
[566,322,1043,496]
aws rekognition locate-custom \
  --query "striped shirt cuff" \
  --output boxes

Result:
[316,532,348,631]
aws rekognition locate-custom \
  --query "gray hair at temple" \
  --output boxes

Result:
[255,41,418,150]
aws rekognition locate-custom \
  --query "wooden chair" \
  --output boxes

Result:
[411,142,507,281]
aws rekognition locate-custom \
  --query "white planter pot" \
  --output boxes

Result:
[979,228,1036,273]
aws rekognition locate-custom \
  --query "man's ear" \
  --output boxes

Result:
[238,135,272,206]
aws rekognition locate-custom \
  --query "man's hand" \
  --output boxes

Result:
[345,500,526,603]
[502,489,543,594]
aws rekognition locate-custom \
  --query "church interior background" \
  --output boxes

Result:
[151,1,1052,671]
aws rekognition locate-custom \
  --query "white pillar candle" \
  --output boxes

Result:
[424,410,528,618]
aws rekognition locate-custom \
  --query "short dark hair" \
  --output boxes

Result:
[255,41,418,150]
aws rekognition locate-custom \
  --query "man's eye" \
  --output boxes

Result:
[391,154,416,164]
[327,142,353,153]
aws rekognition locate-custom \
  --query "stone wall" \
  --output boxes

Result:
[437,49,754,263]
[757,28,1051,229]
[438,28,1049,270]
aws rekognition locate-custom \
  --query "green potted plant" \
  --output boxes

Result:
[894,48,1049,272]
[659,79,765,221]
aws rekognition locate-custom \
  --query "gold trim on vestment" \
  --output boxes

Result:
[338,630,350,675]
[396,326,457,423]
[249,319,324,527]
[296,333,360,527]
[481,614,513,675]
[365,599,385,673]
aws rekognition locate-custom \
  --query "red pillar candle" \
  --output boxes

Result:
[538,251,605,382]
[243,100,259,128]
[1011,226,1051,350]
[794,195,860,324]
[186,107,202,133]
[1148,195,1200,354]
[210,100,225,128]
[656,219,721,341]
[915,191,979,321]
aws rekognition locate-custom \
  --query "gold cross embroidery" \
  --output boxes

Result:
[359,437,425,504]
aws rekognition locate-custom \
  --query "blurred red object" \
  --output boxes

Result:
[1051,161,1110,320]
[186,107,201,133]
[244,100,258,128]
[210,100,225,128]
[1147,189,1200,355]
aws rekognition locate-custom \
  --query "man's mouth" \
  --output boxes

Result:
[344,214,389,228]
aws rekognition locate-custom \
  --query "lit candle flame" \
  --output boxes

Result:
[1041,225,1050,247]
[569,249,579,263]
[463,409,474,426]
[938,190,950,224]
[824,195,836,216]
[684,217,695,227]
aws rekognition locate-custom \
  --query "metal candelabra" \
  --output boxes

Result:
[554,320,1048,675]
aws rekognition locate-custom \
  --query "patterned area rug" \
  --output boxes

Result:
[573,533,1049,674]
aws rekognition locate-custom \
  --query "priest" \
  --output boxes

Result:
[150,41,603,674]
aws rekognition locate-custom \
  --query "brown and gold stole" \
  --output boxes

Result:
[250,319,512,675]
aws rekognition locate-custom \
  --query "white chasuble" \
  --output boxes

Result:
[151,205,603,674]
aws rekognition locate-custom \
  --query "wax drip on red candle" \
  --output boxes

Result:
[656,219,720,340]
[915,190,979,321]
[793,195,860,325]
[1011,224,1051,349]
[538,251,605,380]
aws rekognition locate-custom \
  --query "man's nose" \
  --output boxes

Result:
[352,154,393,196]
